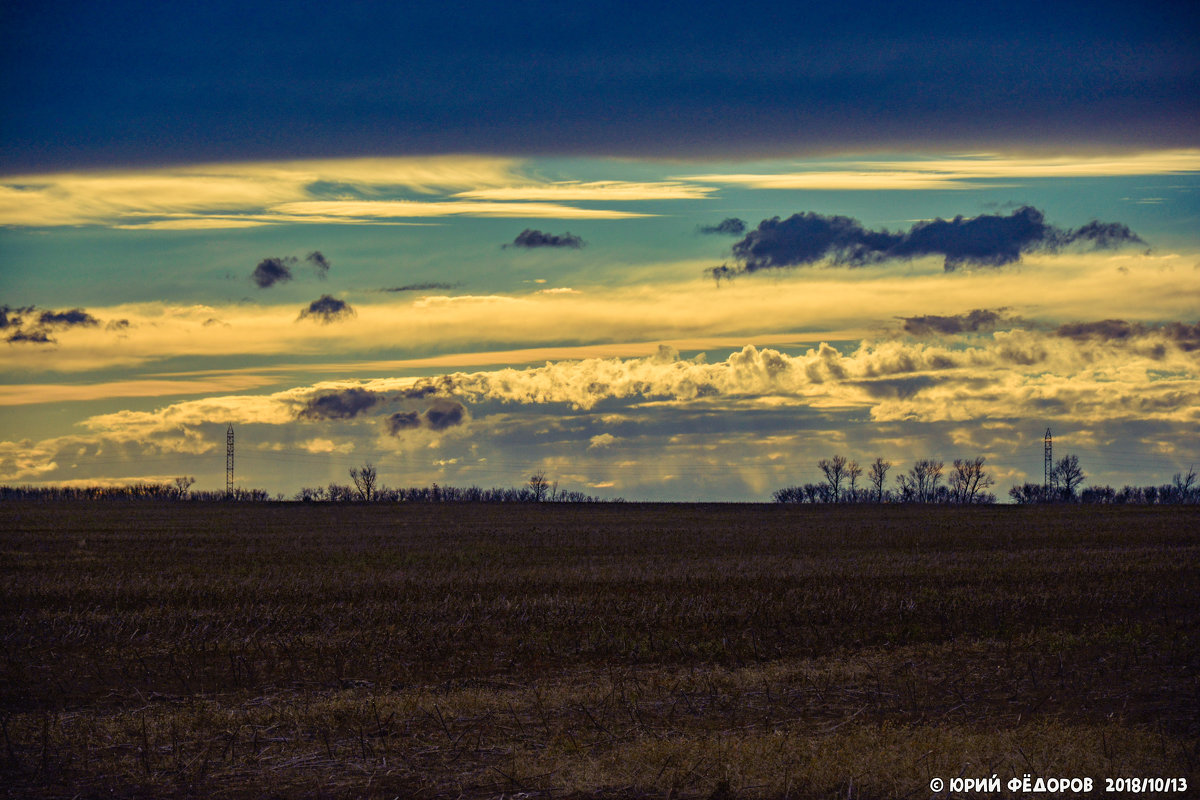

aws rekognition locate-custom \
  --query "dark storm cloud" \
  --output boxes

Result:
[1057,319,1143,341]
[711,207,1144,276]
[298,388,379,420]
[725,212,899,271]
[106,319,131,331]
[1064,221,1144,249]
[890,207,1057,269]
[1164,322,1200,352]
[424,399,467,430]
[252,257,296,288]
[0,305,34,330]
[6,329,55,344]
[3,304,101,344]
[384,397,468,435]
[902,309,1011,336]
[38,308,99,328]
[298,295,355,323]
[385,411,421,434]
[397,384,442,400]
[1056,319,1200,351]
[698,218,747,236]
[306,251,331,278]
[504,229,585,249]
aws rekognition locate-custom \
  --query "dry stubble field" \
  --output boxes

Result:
[1,502,1197,799]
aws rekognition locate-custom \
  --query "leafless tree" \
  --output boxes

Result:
[899,459,944,502]
[1172,467,1197,499]
[818,455,848,502]
[868,458,891,503]
[172,476,195,499]
[949,457,995,503]
[349,462,378,502]
[846,460,863,502]
[1053,454,1085,500]
[528,471,550,502]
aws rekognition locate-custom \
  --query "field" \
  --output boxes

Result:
[1,502,1197,799]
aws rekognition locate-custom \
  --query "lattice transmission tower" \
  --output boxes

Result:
[1044,427,1053,491]
[226,423,234,497]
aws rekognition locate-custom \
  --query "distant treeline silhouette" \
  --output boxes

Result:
[0,468,618,504]
[0,484,273,502]
[775,454,1199,505]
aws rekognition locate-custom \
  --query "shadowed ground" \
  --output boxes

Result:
[1,502,1196,798]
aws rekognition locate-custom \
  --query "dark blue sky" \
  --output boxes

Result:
[3,0,1197,171]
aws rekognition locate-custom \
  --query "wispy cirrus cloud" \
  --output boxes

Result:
[681,150,1200,191]
[0,376,281,407]
[453,180,717,201]
[0,157,659,228]
[269,200,650,221]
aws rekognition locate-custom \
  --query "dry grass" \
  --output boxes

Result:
[1,503,1196,798]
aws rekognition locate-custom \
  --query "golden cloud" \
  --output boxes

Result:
[0,157,671,227]
[2,251,1196,379]
[680,149,1200,190]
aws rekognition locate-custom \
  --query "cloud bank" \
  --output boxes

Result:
[5,321,1196,495]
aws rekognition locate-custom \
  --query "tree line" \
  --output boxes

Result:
[293,467,613,503]
[0,468,617,504]
[773,455,997,504]
[1009,457,1198,504]
[774,453,1199,505]
[0,482,274,502]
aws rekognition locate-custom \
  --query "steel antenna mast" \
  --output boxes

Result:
[1044,427,1053,492]
[226,423,235,497]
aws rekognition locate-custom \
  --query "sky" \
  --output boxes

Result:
[2,1,1198,500]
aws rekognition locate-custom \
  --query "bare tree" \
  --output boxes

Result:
[528,471,550,502]
[868,458,891,503]
[1172,467,1197,502]
[949,457,995,504]
[349,462,378,502]
[817,455,848,503]
[899,459,944,502]
[1053,454,1085,500]
[172,476,195,499]
[846,460,863,502]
